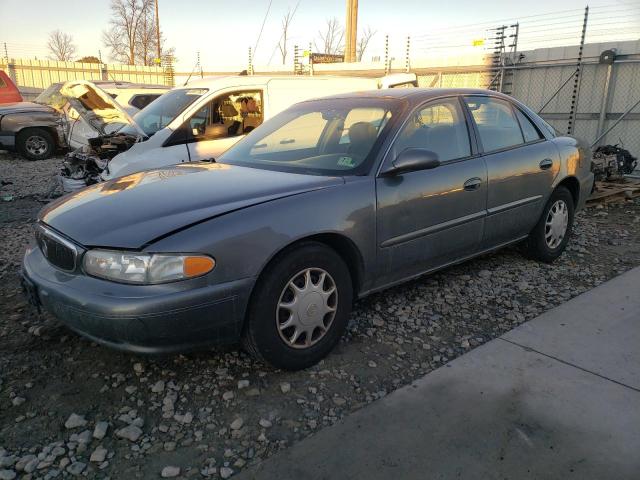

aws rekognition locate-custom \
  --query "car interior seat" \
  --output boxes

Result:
[220,102,241,136]
[348,122,378,157]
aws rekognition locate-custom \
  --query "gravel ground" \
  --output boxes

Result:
[1,150,640,479]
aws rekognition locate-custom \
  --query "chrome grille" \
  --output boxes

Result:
[35,225,78,271]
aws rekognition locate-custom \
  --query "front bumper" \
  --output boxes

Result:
[22,245,255,354]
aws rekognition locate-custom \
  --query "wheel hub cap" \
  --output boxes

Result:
[25,135,47,156]
[276,268,338,349]
[545,200,569,249]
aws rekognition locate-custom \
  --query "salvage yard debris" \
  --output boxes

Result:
[587,179,640,205]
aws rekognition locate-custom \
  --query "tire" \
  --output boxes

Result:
[16,128,55,160]
[523,186,575,263]
[242,242,353,370]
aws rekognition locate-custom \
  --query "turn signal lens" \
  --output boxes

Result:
[183,256,216,278]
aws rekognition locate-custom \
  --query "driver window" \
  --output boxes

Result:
[393,99,470,162]
[188,90,263,142]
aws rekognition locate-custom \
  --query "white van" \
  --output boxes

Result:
[98,73,417,181]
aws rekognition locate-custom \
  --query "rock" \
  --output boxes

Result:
[280,382,291,393]
[133,362,144,374]
[332,397,346,406]
[478,269,492,279]
[0,470,16,480]
[66,461,86,476]
[125,385,137,394]
[11,397,25,407]
[230,418,244,430]
[93,421,109,440]
[116,425,143,442]
[90,446,108,463]
[222,391,235,401]
[237,380,249,389]
[259,419,272,428]
[220,467,234,479]
[161,466,180,478]
[64,413,87,429]
[151,380,165,393]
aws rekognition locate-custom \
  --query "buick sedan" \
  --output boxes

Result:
[22,88,594,370]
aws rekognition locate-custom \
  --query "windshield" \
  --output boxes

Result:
[218,98,399,176]
[120,88,207,136]
[34,83,66,109]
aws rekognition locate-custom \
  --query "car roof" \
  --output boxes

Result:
[180,74,378,90]
[305,87,515,102]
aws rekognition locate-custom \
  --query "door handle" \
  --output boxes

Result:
[463,177,482,191]
[539,158,553,170]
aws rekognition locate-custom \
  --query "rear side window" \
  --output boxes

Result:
[393,98,471,162]
[465,97,524,152]
[514,108,543,143]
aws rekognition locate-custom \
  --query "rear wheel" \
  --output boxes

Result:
[17,128,55,160]
[523,186,574,263]
[242,242,353,370]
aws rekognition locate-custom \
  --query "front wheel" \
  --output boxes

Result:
[523,185,575,263]
[242,242,353,370]
[16,128,55,160]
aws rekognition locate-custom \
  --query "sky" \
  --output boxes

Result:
[1,0,638,71]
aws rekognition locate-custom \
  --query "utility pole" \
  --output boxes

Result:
[344,0,358,62]
[155,0,161,62]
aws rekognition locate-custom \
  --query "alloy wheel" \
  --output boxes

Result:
[25,135,48,156]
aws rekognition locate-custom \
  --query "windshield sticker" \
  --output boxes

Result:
[337,156,355,167]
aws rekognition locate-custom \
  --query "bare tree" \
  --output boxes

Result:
[314,17,344,55]
[47,30,77,62]
[102,0,153,65]
[278,9,294,65]
[356,26,376,62]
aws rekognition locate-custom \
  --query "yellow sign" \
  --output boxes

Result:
[472,39,485,47]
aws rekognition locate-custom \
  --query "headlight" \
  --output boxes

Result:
[83,250,215,284]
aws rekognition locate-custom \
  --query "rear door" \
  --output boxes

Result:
[375,97,487,286]
[463,96,559,248]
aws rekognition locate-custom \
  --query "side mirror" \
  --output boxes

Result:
[380,148,441,176]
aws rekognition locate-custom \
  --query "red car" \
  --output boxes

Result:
[0,70,23,104]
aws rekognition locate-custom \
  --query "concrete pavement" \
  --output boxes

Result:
[239,267,640,480]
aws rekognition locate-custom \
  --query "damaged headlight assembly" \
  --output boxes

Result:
[83,250,215,284]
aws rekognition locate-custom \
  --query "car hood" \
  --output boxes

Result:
[0,102,56,115]
[55,81,146,137]
[40,162,344,249]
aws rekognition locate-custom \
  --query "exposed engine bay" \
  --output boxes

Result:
[59,133,138,192]
[591,144,637,182]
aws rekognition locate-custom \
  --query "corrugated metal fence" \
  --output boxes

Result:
[0,58,169,89]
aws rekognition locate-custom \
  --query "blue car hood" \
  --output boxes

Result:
[40,162,344,249]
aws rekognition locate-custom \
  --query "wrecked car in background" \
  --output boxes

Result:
[60,73,418,191]
[0,94,67,160]
[55,81,148,191]
[0,80,156,161]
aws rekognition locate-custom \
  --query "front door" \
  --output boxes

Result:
[186,90,263,162]
[463,96,559,248]
[375,97,487,287]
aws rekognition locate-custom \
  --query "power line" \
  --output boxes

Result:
[253,0,274,58]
